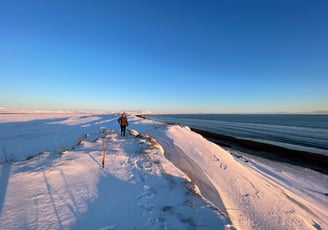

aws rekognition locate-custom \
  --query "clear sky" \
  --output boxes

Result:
[1,0,327,113]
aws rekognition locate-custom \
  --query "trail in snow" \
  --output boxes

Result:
[1,114,327,230]
[0,119,227,230]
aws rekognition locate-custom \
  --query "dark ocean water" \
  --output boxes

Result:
[148,114,328,156]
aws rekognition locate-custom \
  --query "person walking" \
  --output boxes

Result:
[118,112,128,136]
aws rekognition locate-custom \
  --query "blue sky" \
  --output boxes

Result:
[1,0,327,113]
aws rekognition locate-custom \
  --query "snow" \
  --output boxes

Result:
[0,113,327,229]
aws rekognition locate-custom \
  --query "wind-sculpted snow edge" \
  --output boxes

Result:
[154,131,235,228]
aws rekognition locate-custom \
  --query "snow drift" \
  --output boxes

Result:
[0,113,327,229]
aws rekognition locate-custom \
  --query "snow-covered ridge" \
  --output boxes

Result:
[0,114,327,229]
[161,125,328,229]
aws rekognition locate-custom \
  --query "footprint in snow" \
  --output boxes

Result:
[137,185,156,212]
[220,163,227,170]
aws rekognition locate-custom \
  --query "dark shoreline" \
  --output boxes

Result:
[139,115,328,174]
[190,127,328,174]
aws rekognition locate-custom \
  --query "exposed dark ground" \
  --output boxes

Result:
[138,115,328,174]
[190,127,328,175]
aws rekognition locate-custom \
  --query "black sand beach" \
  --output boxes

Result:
[139,114,328,174]
[191,127,328,175]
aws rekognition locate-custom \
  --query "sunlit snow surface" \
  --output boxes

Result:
[0,114,327,229]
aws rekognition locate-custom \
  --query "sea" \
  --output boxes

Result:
[148,114,328,156]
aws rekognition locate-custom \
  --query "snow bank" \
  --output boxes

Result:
[159,124,328,229]
[0,114,228,229]
[0,114,327,229]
